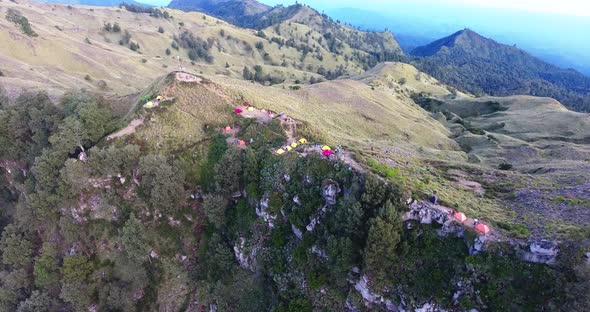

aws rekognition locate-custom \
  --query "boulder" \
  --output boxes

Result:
[233,237,258,272]
[291,224,303,239]
[322,180,341,206]
[520,240,559,265]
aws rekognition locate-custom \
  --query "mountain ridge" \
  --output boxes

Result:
[410,28,590,112]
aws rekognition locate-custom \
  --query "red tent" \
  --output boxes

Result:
[243,101,249,107]
[238,140,246,146]
[323,149,333,157]
[454,212,467,223]
[234,108,243,114]
[224,126,232,132]
[475,223,490,234]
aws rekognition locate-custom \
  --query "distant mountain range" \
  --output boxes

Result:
[168,1,404,65]
[410,29,590,112]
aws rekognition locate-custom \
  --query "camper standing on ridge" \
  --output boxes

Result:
[430,191,438,205]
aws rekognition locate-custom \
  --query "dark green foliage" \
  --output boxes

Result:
[33,242,60,289]
[498,162,513,170]
[255,41,264,50]
[165,47,171,55]
[363,201,402,284]
[5,9,37,37]
[0,91,62,163]
[214,147,243,193]
[120,3,170,19]
[129,41,140,51]
[120,214,150,262]
[158,26,164,33]
[175,31,214,63]
[112,22,121,32]
[138,154,185,212]
[0,224,33,268]
[203,194,228,228]
[17,290,56,312]
[201,134,228,190]
[61,255,93,283]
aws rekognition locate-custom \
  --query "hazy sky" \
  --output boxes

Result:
[259,0,590,16]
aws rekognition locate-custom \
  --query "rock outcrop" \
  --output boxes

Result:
[519,240,559,265]
[256,194,276,228]
[322,180,341,206]
[233,237,258,272]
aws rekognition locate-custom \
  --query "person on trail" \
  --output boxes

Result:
[429,191,438,205]
[473,219,479,226]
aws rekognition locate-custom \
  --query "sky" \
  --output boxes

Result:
[259,0,590,16]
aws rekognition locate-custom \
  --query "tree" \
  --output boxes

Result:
[214,147,242,193]
[33,242,60,289]
[112,22,121,32]
[203,233,234,281]
[363,201,402,284]
[0,269,31,311]
[61,255,93,284]
[138,154,185,212]
[17,290,56,312]
[255,41,264,50]
[120,214,150,263]
[0,224,33,268]
[60,282,93,312]
[165,48,171,55]
[331,201,363,240]
[88,144,140,177]
[564,265,590,311]
[203,194,228,228]
[242,66,253,80]
[59,159,91,196]
[327,236,354,286]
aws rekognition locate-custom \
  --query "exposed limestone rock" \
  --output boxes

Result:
[354,275,380,305]
[469,236,487,255]
[150,250,159,259]
[291,224,303,239]
[256,194,276,228]
[322,180,341,206]
[233,237,258,272]
[306,216,319,232]
[520,239,559,265]
[415,302,448,312]
[311,245,328,260]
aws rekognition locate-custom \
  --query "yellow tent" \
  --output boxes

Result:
[298,138,308,144]
[247,107,255,112]
[291,142,298,148]
[322,145,331,151]
[276,149,285,155]
[144,101,155,108]
[156,96,164,101]
[285,146,293,152]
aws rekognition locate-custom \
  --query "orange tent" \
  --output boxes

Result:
[454,212,467,223]
[224,126,232,132]
[238,140,246,146]
[475,223,490,234]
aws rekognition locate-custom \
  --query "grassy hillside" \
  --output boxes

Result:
[0,0,393,99]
